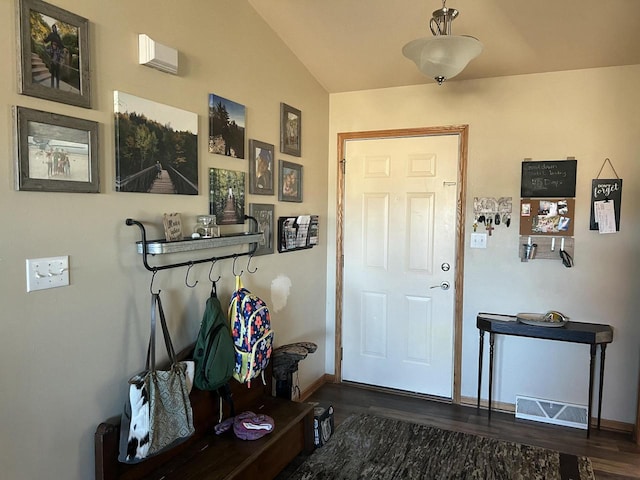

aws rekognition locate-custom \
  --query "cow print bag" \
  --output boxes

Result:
[118,292,195,464]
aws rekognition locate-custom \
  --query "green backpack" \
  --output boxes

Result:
[193,287,235,391]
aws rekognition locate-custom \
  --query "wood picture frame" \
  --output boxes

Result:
[17,0,91,108]
[249,203,275,256]
[278,160,303,203]
[248,139,274,195]
[14,106,99,193]
[280,103,301,157]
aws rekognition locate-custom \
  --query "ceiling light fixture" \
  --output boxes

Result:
[402,0,482,85]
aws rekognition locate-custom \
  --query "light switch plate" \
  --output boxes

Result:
[26,256,69,292]
[470,233,487,249]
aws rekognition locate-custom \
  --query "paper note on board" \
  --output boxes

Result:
[594,200,616,234]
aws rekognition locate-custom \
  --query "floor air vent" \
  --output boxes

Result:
[515,395,588,430]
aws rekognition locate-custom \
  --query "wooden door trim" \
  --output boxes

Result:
[335,125,469,404]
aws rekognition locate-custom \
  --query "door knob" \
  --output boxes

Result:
[430,281,450,290]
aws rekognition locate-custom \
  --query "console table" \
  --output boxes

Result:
[476,313,613,438]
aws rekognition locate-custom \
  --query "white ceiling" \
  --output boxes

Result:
[248,0,640,93]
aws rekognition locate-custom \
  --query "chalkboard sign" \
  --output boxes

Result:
[589,179,622,231]
[521,160,577,198]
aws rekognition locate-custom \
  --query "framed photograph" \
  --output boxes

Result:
[208,93,245,158]
[278,160,303,203]
[14,106,99,193]
[280,103,301,157]
[114,91,198,195]
[17,0,91,108]
[249,203,275,256]
[249,139,274,195]
[209,168,246,225]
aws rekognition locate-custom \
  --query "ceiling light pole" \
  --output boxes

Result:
[402,0,482,85]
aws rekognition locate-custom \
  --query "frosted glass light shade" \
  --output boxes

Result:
[403,35,483,84]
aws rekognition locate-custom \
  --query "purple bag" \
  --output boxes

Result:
[233,411,275,440]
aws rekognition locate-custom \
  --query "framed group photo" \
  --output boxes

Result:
[248,139,274,195]
[280,103,301,157]
[249,203,275,256]
[14,106,99,193]
[17,0,91,108]
[278,160,303,203]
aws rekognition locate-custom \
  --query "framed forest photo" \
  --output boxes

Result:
[280,103,301,157]
[114,91,198,195]
[249,139,274,195]
[17,0,91,108]
[209,168,246,225]
[208,94,245,158]
[14,106,99,193]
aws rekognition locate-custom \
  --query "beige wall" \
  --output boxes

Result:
[327,66,640,427]
[0,1,328,478]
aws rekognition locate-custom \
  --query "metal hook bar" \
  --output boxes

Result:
[246,255,258,274]
[150,269,160,295]
[185,262,198,288]
[232,255,243,277]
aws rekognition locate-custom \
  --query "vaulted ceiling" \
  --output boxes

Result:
[248,0,640,93]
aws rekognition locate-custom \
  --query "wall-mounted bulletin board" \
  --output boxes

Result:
[520,198,575,236]
[521,159,577,198]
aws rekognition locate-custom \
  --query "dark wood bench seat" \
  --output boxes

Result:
[95,344,314,480]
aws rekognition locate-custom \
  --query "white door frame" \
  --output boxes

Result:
[334,125,469,404]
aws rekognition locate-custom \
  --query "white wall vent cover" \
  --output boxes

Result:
[515,395,588,430]
[138,34,178,75]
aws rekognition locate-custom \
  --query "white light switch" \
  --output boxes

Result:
[470,233,487,249]
[26,256,69,292]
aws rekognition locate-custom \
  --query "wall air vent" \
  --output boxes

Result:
[138,34,178,75]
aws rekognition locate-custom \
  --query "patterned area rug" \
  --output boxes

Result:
[286,414,595,480]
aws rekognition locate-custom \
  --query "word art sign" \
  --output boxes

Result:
[590,179,622,231]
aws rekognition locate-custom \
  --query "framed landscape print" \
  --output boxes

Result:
[208,93,245,158]
[114,91,198,195]
[209,168,246,225]
[278,160,302,203]
[280,103,301,156]
[249,203,275,256]
[14,106,99,193]
[249,139,274,195]
[17,0,91,108]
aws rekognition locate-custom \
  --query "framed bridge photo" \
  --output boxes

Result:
[17,0,91,108]
[114,91,199,195]
[14,106,99,193]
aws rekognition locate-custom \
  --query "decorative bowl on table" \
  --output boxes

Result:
[516,310,569,327]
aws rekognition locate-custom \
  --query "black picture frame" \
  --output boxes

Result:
[14,106,99,193]
[248,139,274,195]
[17,0,91,108]
[280,103,301,157]
[278,160,303,203]
[249,203,275,256]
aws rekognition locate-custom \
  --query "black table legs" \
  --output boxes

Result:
[477,330,484,411]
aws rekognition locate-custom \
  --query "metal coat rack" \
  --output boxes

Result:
[126,215,262,273]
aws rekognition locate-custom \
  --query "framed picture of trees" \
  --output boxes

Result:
[114,91,198,195]
[208,93,246,159]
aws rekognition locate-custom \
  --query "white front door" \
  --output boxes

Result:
[341,134,459,397]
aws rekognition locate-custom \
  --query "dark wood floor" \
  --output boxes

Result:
[302,382,640,480]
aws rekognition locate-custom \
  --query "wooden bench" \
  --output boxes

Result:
[95,344,314,480]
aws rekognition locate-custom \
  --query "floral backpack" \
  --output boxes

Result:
[228,275,274,387]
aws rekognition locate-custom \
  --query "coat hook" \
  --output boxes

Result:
[208,259,221,283]
[247,255,258,274]
[149,269,160,295]
[232,255,243,277]
[185,262,198,288]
